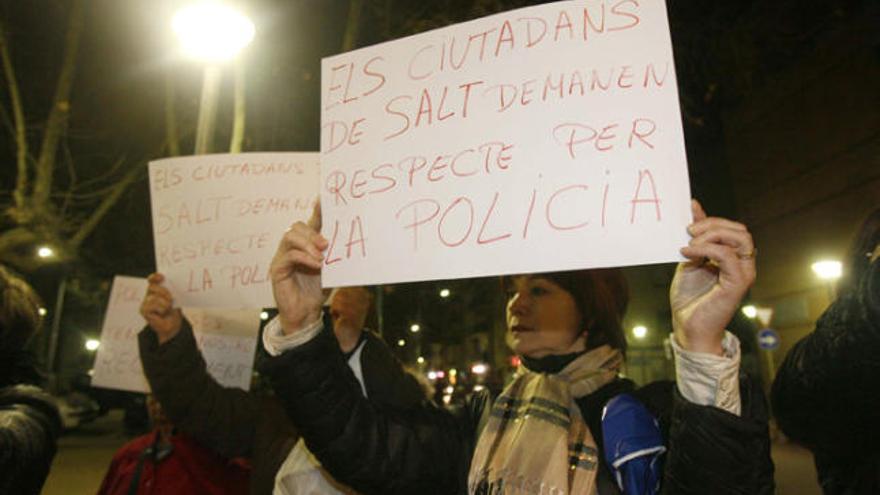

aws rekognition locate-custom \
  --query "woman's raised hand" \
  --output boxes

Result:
[270,202,327,335]
[670,200,756,355]
[140,273,183,344]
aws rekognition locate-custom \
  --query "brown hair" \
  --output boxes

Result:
[0,265,44,354]
[522,269,629,355]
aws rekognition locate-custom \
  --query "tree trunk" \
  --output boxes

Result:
[33,0,85,207]
[341,0,364,52]
[229,61,246,153]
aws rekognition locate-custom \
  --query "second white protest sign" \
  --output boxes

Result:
[149,152,319,308]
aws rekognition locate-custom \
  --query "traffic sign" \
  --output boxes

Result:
[757,328,780,351]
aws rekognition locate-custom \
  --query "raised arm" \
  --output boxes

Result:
[262,203,479,494]
[138,273,262,459]
[662,200,774,493]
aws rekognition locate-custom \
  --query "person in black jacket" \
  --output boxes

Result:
[772,208,880,494]
[259,200,775,494]
[139,275,426,494]
[0,265,62,495]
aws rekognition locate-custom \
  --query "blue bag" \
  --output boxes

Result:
[601,394,665,495]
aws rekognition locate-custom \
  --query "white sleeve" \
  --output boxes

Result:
[261,315,369,398]
[670,331,742,416]
[261,316,324,357]
[346,339,368,398]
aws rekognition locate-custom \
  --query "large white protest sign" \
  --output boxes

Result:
[320,0,691,287]
[149,152,319,308]
[91,276,262,393]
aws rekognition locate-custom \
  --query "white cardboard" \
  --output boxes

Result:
[148,152,319,308]
[320,0,691,287]
[91,276,262,393]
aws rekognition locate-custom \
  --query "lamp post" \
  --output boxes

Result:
[172,2,255,154]
[34,244,67,393]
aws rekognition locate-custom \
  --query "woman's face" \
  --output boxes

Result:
[505,275,586,359]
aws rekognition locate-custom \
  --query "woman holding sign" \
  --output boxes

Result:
[260,201,774,494]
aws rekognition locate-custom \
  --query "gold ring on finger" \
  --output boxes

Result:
[737,248,757,260]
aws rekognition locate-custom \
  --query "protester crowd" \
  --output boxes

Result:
[1,202,878,495]
[0,1,876,489]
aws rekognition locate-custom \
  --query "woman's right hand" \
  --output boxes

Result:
[270,202,328,335]
[140,273,183,344]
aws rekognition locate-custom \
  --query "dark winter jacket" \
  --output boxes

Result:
[772,258,880,494]
[262,315,775,495]
[0,384,62,495]
[138,315,425,495]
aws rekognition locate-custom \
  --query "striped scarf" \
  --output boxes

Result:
[468,345,623,495]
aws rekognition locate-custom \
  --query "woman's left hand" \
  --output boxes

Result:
[670,200,756,355]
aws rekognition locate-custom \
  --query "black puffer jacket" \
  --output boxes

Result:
[0,384,62,495]
[772,259,880,494]
[139,315,426,495]
[262,314,775,495]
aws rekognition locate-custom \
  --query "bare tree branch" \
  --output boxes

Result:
[0,227,39,266]
[33,0,85,207]
[0,19,30,211]
[69,160,144,249]
[164,72,180,156]
[71,154,128,192]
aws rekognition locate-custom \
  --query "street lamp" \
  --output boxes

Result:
[812,259,842,300]
[632,325,648,339]
[37,245,55,258]
[410,323,420,333]
[471,363,488,375]
[811,260,842,280]
[439,288,450,298]
[172,2,255,154]
[85,339,101,352]
[741,305,758,319]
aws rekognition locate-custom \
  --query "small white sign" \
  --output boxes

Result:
[319,0,691,287]
[149,152,319,308]
[91,276,262,393]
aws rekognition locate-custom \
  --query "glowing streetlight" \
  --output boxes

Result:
[812,259,842,301]
[632,325,648,339]
[471,363,488,375]
[85,339,101,352]
[427,371,437,380]
[811,260,842,281]
[172,2,255,154]
[742,305,758,319]
[417,356,425,365]
[410,323,421,333]
[439,289,450,298]
[260,311,269,321]
[397,339,405,347]
[172,3,255,63]
[37,246,55,258]
[38,307,48,317]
